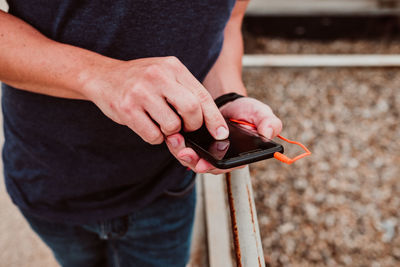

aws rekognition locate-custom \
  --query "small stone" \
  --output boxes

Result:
[264,193,279,209]
[284,238,296,255]
[294,178,308,190]
[348,158,359,168]
[376,99,389,112]
[279,222,295,234]
[318,162,331,171]
[328,179,338,190]
[324,121,336,133]
[327,259,338,266]
[300,131,315,142]
[308,250,322,261]
[279,254,290,264]
[341,255,352,266]
[270,251,280,263]
[314,192,325,203]
[325,214,336,227]
[362,109,372,118]
[302,119,313,129]
[305,203,319,221]
[393,247,400,259]
[259,215,270,225]
[379,218,397,243]
[373,157,385,168]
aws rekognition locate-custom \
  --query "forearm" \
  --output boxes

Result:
[203,1,249,99]
[0,10,117,99]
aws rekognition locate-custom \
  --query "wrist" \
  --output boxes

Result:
[78,55,121,101]
[214,92,245,108]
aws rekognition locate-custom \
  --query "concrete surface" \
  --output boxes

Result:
[0,0,7,12]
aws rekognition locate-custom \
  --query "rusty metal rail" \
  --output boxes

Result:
[190,167,265,267]
[225,167,265,267]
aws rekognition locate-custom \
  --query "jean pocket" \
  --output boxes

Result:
[163,171,196,198]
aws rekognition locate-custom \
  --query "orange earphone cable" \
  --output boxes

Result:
[229,119,311,165]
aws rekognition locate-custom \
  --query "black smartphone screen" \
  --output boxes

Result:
[182,119,284,169]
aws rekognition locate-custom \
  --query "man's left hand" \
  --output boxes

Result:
[165,96,282,174]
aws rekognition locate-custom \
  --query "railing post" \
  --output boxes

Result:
[226,166,266,267]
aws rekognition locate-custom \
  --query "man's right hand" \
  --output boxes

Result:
[82,56,229,144]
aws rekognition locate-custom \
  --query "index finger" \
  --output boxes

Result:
[193,89,229,140]
[173,64,228,140]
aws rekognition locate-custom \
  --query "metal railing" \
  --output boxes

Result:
[190,167,265,267]
[246,0,400,16]
[243,54,400,68]
[226,167,265,267]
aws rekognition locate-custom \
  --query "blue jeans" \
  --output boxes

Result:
[20,173,196,267]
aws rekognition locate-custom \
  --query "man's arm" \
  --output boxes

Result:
[202,0,249,98]
[206,0,282,139]
[0,10,228,144]
[0,10,108,99]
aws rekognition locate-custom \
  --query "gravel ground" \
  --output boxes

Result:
[244,36,400,55]
[245,67,400,267]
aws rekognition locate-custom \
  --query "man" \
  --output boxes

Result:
[0,0,282,266]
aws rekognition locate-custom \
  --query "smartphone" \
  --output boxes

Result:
[182,119,284,169]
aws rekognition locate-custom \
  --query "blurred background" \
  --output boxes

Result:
[1,0,399,266]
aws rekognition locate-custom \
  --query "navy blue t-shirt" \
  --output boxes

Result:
[2,0,236,223]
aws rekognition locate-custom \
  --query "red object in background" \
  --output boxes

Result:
[229,119,311,165]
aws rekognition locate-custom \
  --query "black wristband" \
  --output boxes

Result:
[214,93,245,108]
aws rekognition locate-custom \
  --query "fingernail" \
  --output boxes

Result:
[181,156,192,163]
[264,128,273,139]
[167,136,179,148]
[217,141,229,151]
[216,126,229,140]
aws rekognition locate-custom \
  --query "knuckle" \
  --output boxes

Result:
[154,137,164,145]
[140,125,164,145]
[131,85,153,103]
[196,90,212,104]
[146,132,164,145]
[165,56,184,71]
[119,93,143,113]
[132,80,144,90]
[118,98,134,114]
[180,99,200,114]
[185,116,203,132]
[138,90,152,103]
[144,64,162,78]
[163,119,181,134]
[164,56,179,66]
